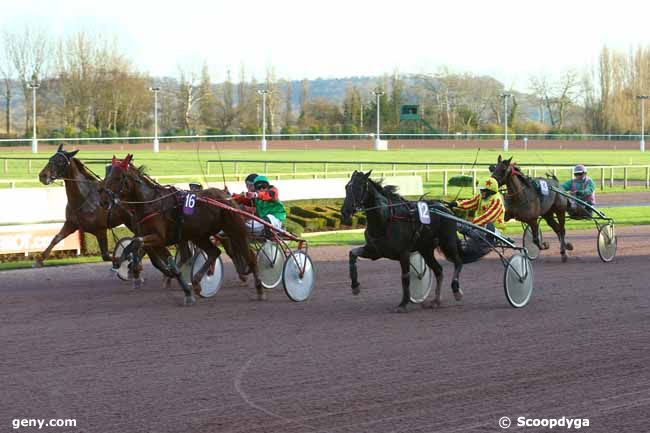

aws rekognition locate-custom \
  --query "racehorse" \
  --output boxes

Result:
[491,155,573,262]
[341,170,464,313]
[99,154,260,305]
[36,145,133,266]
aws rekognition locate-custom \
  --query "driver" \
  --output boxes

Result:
[231,173,258,214]
[245,175,287,236]
[562,164,595,218]
[449,176,507,263]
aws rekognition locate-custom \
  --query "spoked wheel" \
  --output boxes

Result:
[408,252,433,303]
[113,237,134,281]
[503,253,534,308]
[282,250,315,302]
[256,241,285,289]
[522,224,543,260]
[597,223,617,263]
[174,242,196,288]
[190,250,224,298]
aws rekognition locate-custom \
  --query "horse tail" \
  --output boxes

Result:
[546,172,558,181]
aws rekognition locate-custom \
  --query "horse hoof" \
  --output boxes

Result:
[422,298,441,309]
[162,277,173,289]
[566,242,574,251]
[453,290,464,302]
[238,274,248,283]
[32,260,43,268]
[561,254,568,263]
[393,306,409,313]
[133,278,144,289]
[542,242,550,249]
[351,283,361,295]
[183,295,197,306]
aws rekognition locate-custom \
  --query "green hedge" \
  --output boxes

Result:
[448,175,475,187]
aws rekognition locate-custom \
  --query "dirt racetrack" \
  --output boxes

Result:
[1,226,649,433]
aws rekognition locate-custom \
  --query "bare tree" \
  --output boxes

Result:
[5,27,49,132]
[177,66,202,133]
[0,33,16,134]
[529,71,580,130]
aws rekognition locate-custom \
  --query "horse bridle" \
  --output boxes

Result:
[345,175,369,213]
[46,151,72,181]
[99,167,132,209]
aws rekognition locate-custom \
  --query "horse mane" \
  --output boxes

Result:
[510,164,534,189]
[368,177,405,202]
[71,158,101,181]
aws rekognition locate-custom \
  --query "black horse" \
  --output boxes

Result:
[341,170,464,312]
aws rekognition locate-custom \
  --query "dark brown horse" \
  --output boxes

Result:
[36,145,133,266]
[99,154,260,305]
[491,155,573,262]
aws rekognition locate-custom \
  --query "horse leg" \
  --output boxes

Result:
[420,250,444,308]
[146,247,174,289]
[543,213,569,263]
[530,219,549,250]
[439,236,464,302]
[34,221,78,268]
[140,234,195,305]
[349,245,380,295]
[96,230,112,262]
[190,240,222,297]
[395,252,411,313]
[557,209,572,251]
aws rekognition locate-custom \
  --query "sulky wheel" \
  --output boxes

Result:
[522,224,543,260]
[408,252,433,303]
[113,237,134,281]
[597,223,617,263]
[282,250,315,302]
[190,250,224,298]
[503,252,534,308]
[256,241,285,289]
[174,242,196,288]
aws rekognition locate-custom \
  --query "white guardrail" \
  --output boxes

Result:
[2,164,650,192]
[0,176,423,226]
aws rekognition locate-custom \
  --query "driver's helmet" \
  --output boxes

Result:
[188,182,202,191]
[480,177,499,193]
[253,175,270,189]
[573,164,586,175]
[245,173,258,184]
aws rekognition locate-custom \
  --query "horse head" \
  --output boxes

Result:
[341,170,372,225]
[491,154,513,186]
[39,144,79,185]
[99,154,134,209]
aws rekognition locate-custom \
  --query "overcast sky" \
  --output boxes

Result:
[3,0,649,91]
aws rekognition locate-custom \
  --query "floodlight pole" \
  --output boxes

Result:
[373,89,384,150]
[28,80,40,153]
[258,89,269,151]
[638,95,648,152]
[149,87,161,153]
[500,93,511,152]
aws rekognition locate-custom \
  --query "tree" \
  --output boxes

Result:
[529,70,580,130]
[0,33,15,134]
[198,62,217,130]
[5,27,49,132]
[215,69,235,132]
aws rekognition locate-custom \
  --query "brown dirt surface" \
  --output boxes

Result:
[1,226,649,433]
